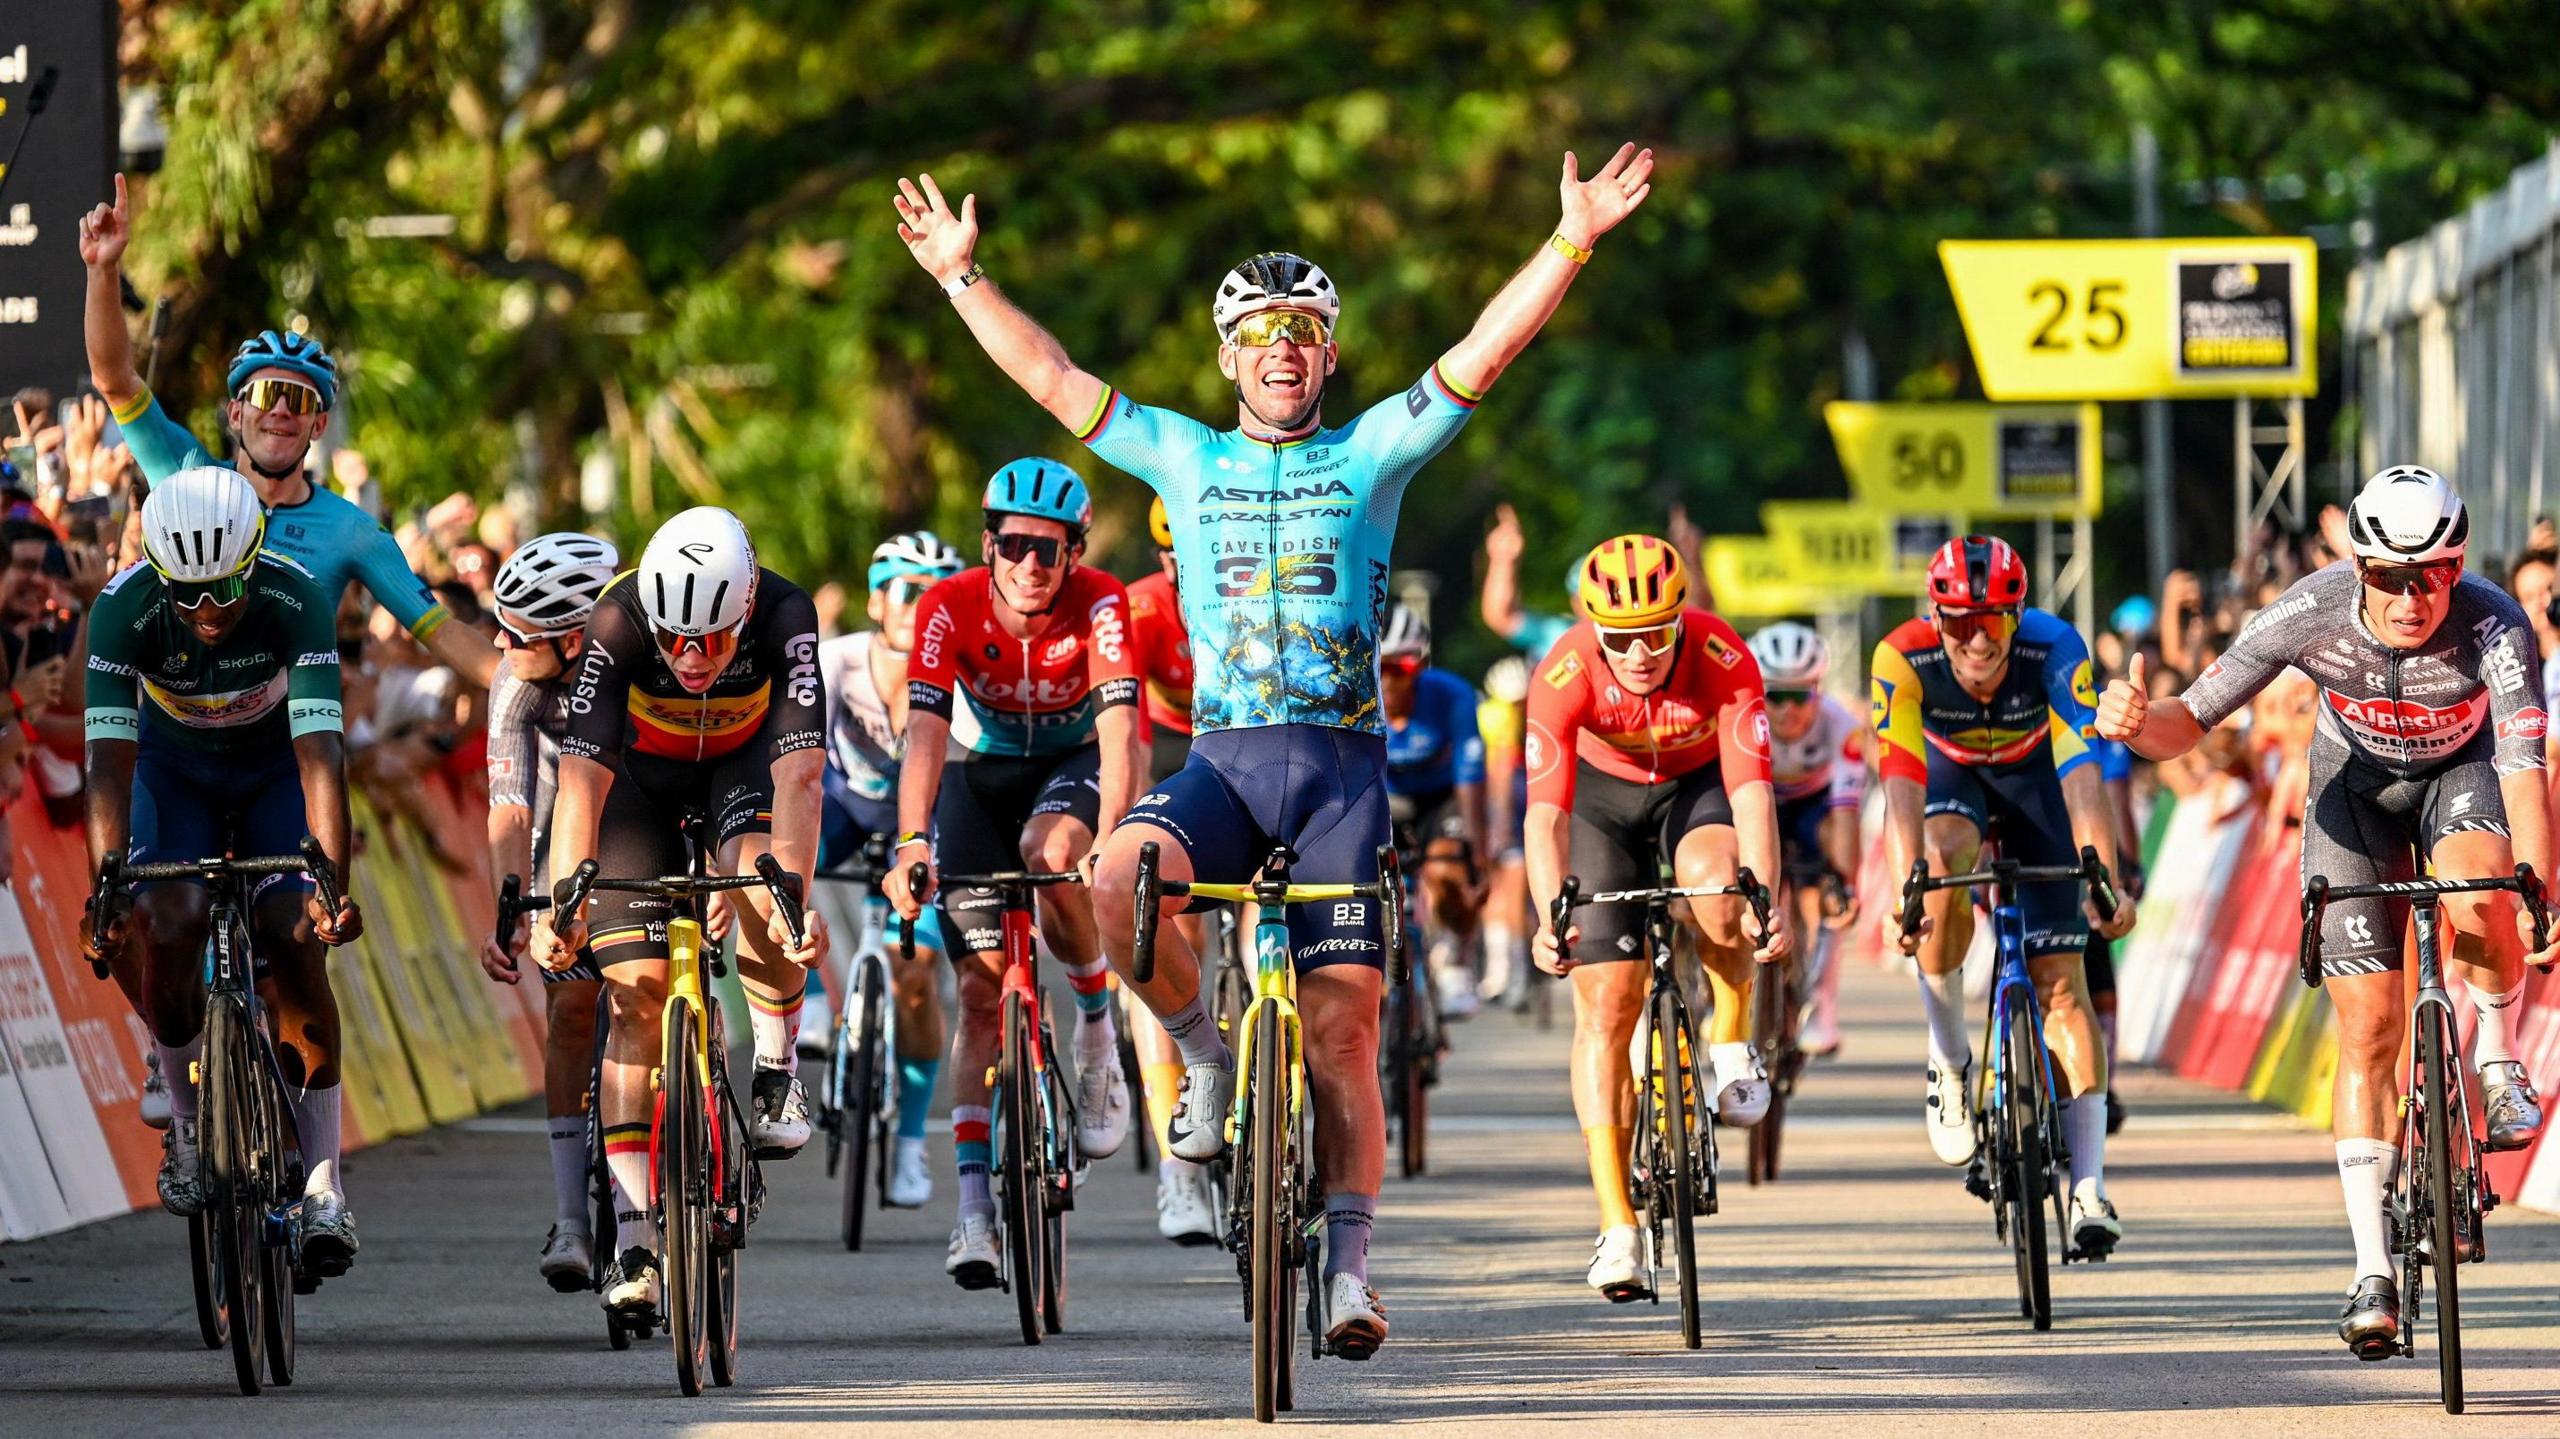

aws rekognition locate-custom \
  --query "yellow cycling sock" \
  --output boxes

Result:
[1707,967,1752,1046]
[1142,1062,1183,1154]
[1585,1125,1638,1230]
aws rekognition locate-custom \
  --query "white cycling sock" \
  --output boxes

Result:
[2066,1094,2107,1199]
[1917,968,1969,1069]
[604,1127,653,1253]
[548,1116,590,1230]
[2470,980,2524,1069]
[295,1084,342,1197]
[156,1037,202,1122]
[1158,990,1229,1067]
[2337,1139,2397,1280]
[746,985,803,1075]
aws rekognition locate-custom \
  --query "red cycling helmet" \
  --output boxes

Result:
[1926,535,2028,609]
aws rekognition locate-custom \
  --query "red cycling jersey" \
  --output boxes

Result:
[908,566,1139,758]
[1125,569,1194,739]
[1523,609,1771,810]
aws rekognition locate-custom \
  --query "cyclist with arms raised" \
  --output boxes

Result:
[1748,622,1864,1055]
[526,506,831,1326]
[882,461,1142,1288]
[892,138,1655,1356]
[2097,467,2559,1357]
[1522,536,1788,1302]
[814,531,962,1209]
[476,531,620,1290]
[1872,536,2137,1257]
[1380,603,1489,1018]
[80,470,365,1276]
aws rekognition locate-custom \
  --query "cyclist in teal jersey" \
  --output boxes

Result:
[893,141,1655,1355]
[79,173,498,690]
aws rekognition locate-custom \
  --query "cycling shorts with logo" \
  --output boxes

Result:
[130,739,313,905]
[932,746,1102,958]
[1923,744,2088,957]
[2303,730,2508,977]
[584,749,776,970]
[1124,725,1392,972]
[1566,759,1734,963]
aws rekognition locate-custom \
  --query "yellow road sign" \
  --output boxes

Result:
[1939,238,2317,400]
[1758,501,1949,595]
[1702,535,1850,618]
[1824,401,2101,519]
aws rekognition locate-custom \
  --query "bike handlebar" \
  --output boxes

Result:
[552,858,807,951]
[90,841,345,979]
[2299,864,2552,987]
[1548,869,1773,968]
[1894,846,2118,945]
[1130,842,1406,988]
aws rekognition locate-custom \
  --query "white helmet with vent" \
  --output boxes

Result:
[2347,465,2469,564]
[141,466,266,581]
[492,532,619,638]
[1748,622,1829,688]
[638,506,758,635]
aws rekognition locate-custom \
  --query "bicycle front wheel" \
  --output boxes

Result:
[1040,1052,1072,1336]
[841,963,886,1251]
[1747,963,1789,1186]
[2418,1005,2464,1413]
[1248,1001,1293,1423]
[2004,1005,2053,1331]
[999,993,1045,1347]
[663,1003,712,1396]
[204,997,267,1395]
[1653,987,1702,1351]
[257,1057,296,1388]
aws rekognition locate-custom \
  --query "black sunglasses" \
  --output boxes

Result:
[991,532,1066,567]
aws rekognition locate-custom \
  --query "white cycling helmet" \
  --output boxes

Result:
[868,529,962,590]
[638,505,758,636]
[1381,601,1431,659]
[141,466,267,582]
[1212,251,1341,338]
[1749,622,1829,688]
[1484,656,1530,705]
[492,532,619,638]
[2346,465,2469,564]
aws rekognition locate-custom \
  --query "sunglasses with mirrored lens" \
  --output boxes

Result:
[1934,607,2019,644]
[234,377,326,416]
[991,533,1064,568]
[165,570,251,610]
[2357,560,2460,597]
[1596,622,1680,658]
[652,625,741,665]
[1767,688,1814,707]
[1228,310,1331,348]
[884,577,936,606]
[496,617,576,649]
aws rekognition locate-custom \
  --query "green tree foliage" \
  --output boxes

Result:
[102,0,2560,647]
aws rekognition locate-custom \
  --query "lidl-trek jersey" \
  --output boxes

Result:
[1869,608,2100,785]
[908,567,1139,759]
[85,556,345,754]
[110,387,449,640]
[1524,611,1772,810]
[1076,364,1480,735]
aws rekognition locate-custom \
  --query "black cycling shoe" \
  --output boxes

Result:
[2104,1088,2126,1135]
[2338,1274,2399,1361]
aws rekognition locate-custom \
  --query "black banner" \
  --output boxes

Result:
[1996,418,2080,504]
[0,4,114,400]
[2176,259,2297,375]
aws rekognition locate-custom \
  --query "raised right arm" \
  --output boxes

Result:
[893,175,1106,432]
[79,175,145,409]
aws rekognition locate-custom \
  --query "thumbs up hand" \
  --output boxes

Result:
[2096,652,2152,742]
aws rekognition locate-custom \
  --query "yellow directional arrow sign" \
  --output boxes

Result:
[1939,238,2317,400]
[1824,401,2101,519]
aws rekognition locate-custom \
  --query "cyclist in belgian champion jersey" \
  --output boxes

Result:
[80,470,366,1276]
[1748,622,1865,1055]
[1523,536,1788,1302]
[814,530,962,1210]
[1872,536,2137,1257]
[474,532,621,1291]
[893,138,1655,1357]
[882,460,1144,1289]
[1379,603,1489,1018]
[526,506,832,1326]
[2097,467,2560,1356]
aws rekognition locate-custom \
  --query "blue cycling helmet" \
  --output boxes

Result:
[868,529,964,591]
[226,329,339,409]
[982,458,1093,534]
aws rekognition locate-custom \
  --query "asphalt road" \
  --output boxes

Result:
[4,957,2557,1435]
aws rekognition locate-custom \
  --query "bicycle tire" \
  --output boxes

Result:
[1040,1058,1070,1336]
[1249,1002,1291,1423]
[189,1204,230,1350]
[2419,1006,2463,1413]
[664,1002,711,1396]
[1000,992,1044,1347]
[1655,986,1702,1351]
[707,1022,743,1390]
[1120,1003,1153,1174]
[205,997,266,1395]
[842,964,886,1251]
[2005,1004,2053,1331]
[1747,964,1787,1186]
[258,1058,296,1388]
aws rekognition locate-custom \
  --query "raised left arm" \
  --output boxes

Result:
[1437,143,1655,397]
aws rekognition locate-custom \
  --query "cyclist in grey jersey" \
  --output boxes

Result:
[2100,466,2560,1357]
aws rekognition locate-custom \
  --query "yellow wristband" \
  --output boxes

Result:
[1549,232,1593,266]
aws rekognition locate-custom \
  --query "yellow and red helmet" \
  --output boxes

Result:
[1577,534,1688,628]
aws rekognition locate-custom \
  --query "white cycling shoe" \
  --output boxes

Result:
[540,1225,593,1293]
[1708,1041,1770,1127]
[1925,1060,1977,1166]
[750,1065,813,1157]
[2068,1185,2123,1258]
[1586,1224,1650,1302]
[1435,964,1481,1020]
[1075,1050,1132,1159]
[1156,1164,1219,1247]
[1168,1062,1236,1162]
[1322,1272,1388,1359]
[885,1137,933,1208]
[604,1246,662,1321]
[139,1052,172,1131]
[1800,997,1842,1058]
[946,1213,1002,1290]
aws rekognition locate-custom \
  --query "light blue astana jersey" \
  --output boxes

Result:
[111,388,449,640]
[1075,363,1481,735]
